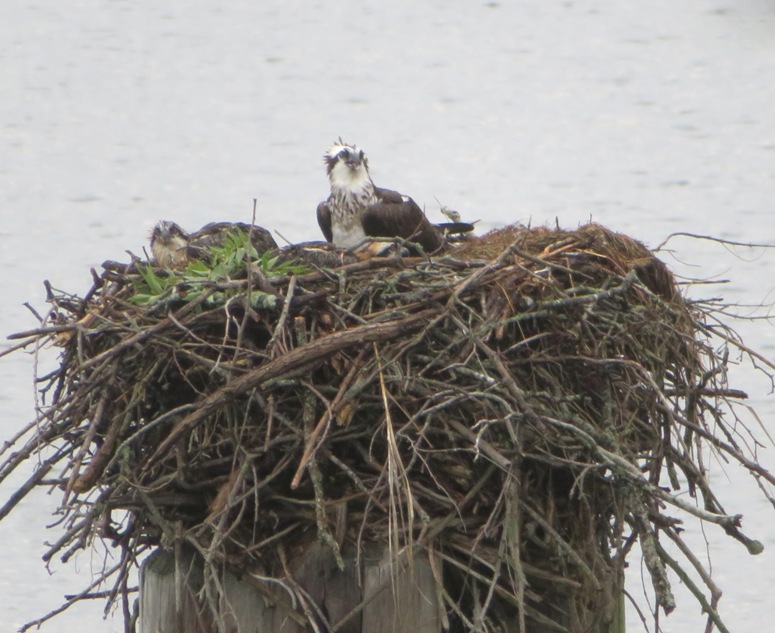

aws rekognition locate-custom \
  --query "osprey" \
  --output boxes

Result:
[150,220,277,269]
[316,139,473,253]
[150,220,190,268]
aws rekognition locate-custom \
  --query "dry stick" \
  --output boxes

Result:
[0,334,57,364]
[244,570,307,626]
[450,234,586,307]
[213,297,239,374]
[0,416,40,459]
[376,341,416,573]
[236,199,261,367]
[146,307,439,470]
[445,418,510,470]
[167,311,214,350]
[427,546,451,631]
[323,448,387,512]
[184,535,235,633]
[277,546,330,633]
[699,318,775,373]
[19,560,124,632]
[522,239,588,266]
[65,388,112,498]
[447,538,582,589]
[205,462,250,556]
[554,351,772,504]
[0,455,56,521]
[291,254,410,286]
[266,274,297,356]
[7,325,79,341]
[77,286,216,371]
[42,518,91,562]
[542,413,745,529]
[95,403,198,489]
[625,356,775,487]
[449,237,523,302]
[628,486,676,615]
[59,510,101,563]
[663,386,749,399]
[503,470,527,633]
[519,501,602,592]
[71,397,133,494]
[653,231,775,252]
[654,540,730,633]
[121,567,133,633]
[481,340,743,530]
[290,348,369,488]
[475,339,540,427]
[297,363,345,568]
[461,345,747,532]
[434,550,563,631]
[418,463,499,544]
[662,527,723,615]
[63,588,138,600]
[104,538,135,617]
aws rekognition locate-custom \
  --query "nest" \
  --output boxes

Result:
[3,222,772,633]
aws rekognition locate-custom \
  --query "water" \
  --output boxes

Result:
[2,0,775,630]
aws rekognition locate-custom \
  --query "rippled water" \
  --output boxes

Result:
[2,1,775,631]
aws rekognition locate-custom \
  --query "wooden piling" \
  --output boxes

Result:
[139,545,624,632]
[140,544,442,633]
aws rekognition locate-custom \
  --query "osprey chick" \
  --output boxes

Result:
[316,139,473,253]
[150,220,277,269]
[150,220,191,269]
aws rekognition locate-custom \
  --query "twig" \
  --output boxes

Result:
[148,308,439,468]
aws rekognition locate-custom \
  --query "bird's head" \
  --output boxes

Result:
[149,220,191,268]
[324,138,372,192]
[150,220,189,248]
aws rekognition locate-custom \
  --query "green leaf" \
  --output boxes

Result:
[137,264,165,294]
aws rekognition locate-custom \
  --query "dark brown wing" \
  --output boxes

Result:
[372,186,407,205]
[237,222,277,253]
[271,240,357,268]
[316,200,333,243]
[363,191,443,253]
[188,222,277,260]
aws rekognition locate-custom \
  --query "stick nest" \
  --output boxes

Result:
[4,222,772,633]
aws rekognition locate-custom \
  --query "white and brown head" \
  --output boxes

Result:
[149,220,190,269]
[323,138,373,194]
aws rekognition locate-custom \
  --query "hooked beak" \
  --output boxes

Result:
[154,227,171,244]
[344,155,362,170]
[152,222,177,246]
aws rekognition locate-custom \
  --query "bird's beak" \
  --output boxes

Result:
[345,156,362,170]
[153,226,171,244]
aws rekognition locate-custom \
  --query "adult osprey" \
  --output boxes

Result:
[316,139,473,253]
[150,220,277,269]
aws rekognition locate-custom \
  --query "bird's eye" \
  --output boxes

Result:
[358,150,364,160]
[339,150,349,160]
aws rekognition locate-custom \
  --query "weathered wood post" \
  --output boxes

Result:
[140,545,442,633]
[139,547,625,632]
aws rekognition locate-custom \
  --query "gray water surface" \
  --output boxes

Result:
[2,1,775,631]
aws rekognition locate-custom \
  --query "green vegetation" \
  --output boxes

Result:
[130,227,309,305]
